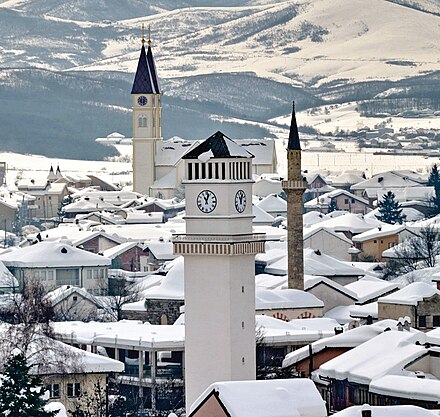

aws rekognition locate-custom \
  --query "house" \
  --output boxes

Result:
[345,277,401,305]
[0,325,123,415]
[305,276,358,314]
[329,171,365,192]
[253,175,283,198]
[282,319,408,378]
[350,172,423,203]
[101,241,147,272]
[142,239,178,272]
[303,226,353,261]
[53,320,185,413]
[0,241,111,295]
[45,285,103,321]
[16,179,69,219]
[314,330,440,411]
[377,282,440,328]
[255,194,287,217]
[187,379,327,417]
[304,190,369,215]
[352,224,418,262]
[255,288,324,320]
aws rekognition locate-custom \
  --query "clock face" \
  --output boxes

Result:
[137,96,148,106]
[235,190,246,213]
[197,190,217,213]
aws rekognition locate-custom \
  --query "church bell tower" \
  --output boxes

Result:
[282,102,307,290]
[131,25,162,195]
[173,131,265,408]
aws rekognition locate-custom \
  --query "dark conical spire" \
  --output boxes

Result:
[287,101,301,151]
[131,35,160,94]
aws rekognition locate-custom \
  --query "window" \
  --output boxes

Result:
[67,382,81,397]
[433,316,440,327]
[56,269,80,287]
[351,198,355,203]
[138,115,147,128]
[46,384,60,399]
[87,269,93,280]
[344,199,349,204]
[418,315,427,328]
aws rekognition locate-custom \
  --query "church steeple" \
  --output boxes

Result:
[131,25,163,196]
[131,25,160,95]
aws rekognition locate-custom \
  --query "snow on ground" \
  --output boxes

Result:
[272,102,440,134]
[1,152,132,189]
[68,0,440,86]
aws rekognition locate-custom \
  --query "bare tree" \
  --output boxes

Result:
[383,226,440,279]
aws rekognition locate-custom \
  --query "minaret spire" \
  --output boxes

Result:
[282,101,307,290]
[141,23,145,46]
[148,24,151,47]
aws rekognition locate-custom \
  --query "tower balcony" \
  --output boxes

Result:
[281,180,307,191]
[173,233,265,256]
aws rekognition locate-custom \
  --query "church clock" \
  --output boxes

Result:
[137,95,148,106]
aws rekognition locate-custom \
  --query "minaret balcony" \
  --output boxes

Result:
[282,179,307,191]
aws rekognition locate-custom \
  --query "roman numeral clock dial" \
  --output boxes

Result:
[235,190,246,213]
[197,190,217,213]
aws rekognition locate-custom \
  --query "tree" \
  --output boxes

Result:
[328,198,338,213]
[376,191,406,224]
[0,352,57,417]
[103,276,142,321]
[383,226,440,279]
[428,164,440,187]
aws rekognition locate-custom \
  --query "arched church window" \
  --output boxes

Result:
[138,115,147,128]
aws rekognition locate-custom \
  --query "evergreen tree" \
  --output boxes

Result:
[328,198,338,213]
[0,352,57,417]
[376,191,406,224]
[428,164,440,187]
[430,182,440,217]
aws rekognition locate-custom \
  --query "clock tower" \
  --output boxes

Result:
[131,26,162,195]
[173,131,265,408]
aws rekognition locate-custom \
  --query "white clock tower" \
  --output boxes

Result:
[173,131,265,408]
[131,26,162,195]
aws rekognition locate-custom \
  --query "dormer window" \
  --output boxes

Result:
[138,115,147,128]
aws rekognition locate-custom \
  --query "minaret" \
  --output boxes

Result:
[282,102,307,290]
[131,24,162,195]
[173,131,265,408]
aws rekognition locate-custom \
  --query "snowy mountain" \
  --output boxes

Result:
[0,0,439,158]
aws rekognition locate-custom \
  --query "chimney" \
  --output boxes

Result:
[403,316,411,331]
[361,404,372,417]
[397,317,404,331]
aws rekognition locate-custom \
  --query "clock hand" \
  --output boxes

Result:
[204,192,210,204]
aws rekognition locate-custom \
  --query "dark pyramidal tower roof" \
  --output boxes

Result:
[183,131,254,160]
[131,43,160,94]
[288,102,301,151]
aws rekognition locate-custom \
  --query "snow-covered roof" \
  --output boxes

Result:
[252,204,275,224]
[151,169,179,190]
[101,241,142,259]
[0,241,111,268]
[303,211,326,227]
[256,288,323,309]
[304,189,368,209]
[303,225,352,245]
[63,198,118,213]
[255,194,287,213]
[305,276,357,300]
[345,277,400,304]
[316,330,426,386]
[237,139,275,165]
[156,138,199,167]
[332,405,439,417]
[283,320,409,369]
[352,224,413,242]
[330,171,365,187]
[189,379,327,417]
[370,375,440,404]
[349,302,378,319]
[0,260,18,288]
[53,320,185,350]
[313,212,383,234]
[45,285,101,307]
[364,206,424,222]
[351,172,423,191]
[378,282,439,306]
[146,240,177,261]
